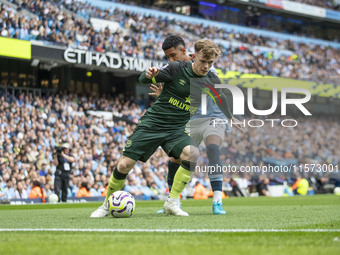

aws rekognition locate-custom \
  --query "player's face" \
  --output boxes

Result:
[192,53,216,76]
[164,46,186,62]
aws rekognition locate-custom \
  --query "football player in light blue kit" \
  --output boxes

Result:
[149,35,243,214]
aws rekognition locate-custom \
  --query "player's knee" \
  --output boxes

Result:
[117,157,135,173]
[191,147,199,162]
[180,145,199,162]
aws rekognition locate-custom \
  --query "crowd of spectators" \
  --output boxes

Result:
[0,0,339,85]
[0,90,339,202]
[120,0,340,11]
[293,0,340,10]
[0,91,168,201]
[121,0,340,12]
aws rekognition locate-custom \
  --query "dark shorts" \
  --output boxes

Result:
[123,126,191,162]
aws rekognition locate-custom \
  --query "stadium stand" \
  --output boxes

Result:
[0,0,339,85]
[294,0,340,10]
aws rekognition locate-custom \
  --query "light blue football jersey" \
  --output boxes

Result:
[191,66,227,121]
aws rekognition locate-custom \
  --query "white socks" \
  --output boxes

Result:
[213,191,222,203]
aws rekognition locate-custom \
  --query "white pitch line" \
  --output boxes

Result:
[0,228,339,233]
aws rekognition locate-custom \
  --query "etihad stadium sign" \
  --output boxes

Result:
[63,48,165,72]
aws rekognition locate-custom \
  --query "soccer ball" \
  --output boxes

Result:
[107,191,135,218]
[334,187,340,196]
[48,194,59,203]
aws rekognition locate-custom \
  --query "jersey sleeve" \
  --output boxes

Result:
[138,62,182,84]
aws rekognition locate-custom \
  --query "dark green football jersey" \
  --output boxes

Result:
[139,61,219,130]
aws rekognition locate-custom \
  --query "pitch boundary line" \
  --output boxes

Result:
[1,228,339,233]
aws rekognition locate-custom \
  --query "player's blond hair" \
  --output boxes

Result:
[194,39,221,58]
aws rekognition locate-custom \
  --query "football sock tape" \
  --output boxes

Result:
[167,160,180,191]
[105,168,127,203]
[169,166,192,199]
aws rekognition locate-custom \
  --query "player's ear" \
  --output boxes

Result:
[191,53,195,60]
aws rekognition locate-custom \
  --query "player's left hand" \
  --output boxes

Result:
[148,83,162,97]
[231,116,245,134]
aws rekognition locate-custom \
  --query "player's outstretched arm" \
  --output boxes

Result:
[230,116,245,134]
[139,67,159,84]
[139,62,181,85]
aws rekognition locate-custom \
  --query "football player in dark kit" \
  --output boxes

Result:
[150,35,243,215]
[91,39,233,217]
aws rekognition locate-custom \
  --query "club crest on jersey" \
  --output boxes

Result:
[125,140,132,148]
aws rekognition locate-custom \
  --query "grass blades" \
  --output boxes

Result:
[0,195,339,255]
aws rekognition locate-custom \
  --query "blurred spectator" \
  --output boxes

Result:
[44,183,55,197]
[38,160,48,177]
[149,182,160,198]
[291,175,309,195]
[0,177,5,200]
[28,180,47,199]
[237,175,251,197]
[124,179,143,196]
[317,176,336,194]
[193,181,208,200]
[89,182,102,197]
[3,179,16,199]
[229,177,245,197]
[258,177,270,196]
[139,179,158,200]
[77,182,91,197]
[14,180,28,199]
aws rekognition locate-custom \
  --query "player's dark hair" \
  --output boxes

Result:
[162,35,186,51]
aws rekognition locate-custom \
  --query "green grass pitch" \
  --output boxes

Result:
[1,195,340,255]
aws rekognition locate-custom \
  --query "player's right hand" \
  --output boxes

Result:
[232,116,245,134]
[146,67,159,79]
[148,83,162,97]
